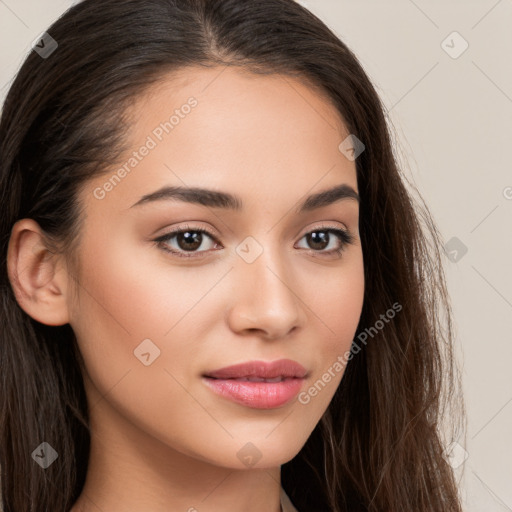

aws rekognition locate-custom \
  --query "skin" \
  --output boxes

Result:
[8,66,365,512]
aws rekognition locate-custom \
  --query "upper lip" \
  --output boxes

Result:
[203,359,307,379]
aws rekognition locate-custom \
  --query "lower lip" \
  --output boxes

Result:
[202,377,305,409]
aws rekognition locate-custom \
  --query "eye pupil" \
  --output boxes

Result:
[307,231,329,250]
[177,231,202,251]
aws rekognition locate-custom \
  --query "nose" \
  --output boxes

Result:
[225,246,307,340]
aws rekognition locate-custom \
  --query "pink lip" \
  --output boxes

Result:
[202,359,308,409]
[202,377,305,409]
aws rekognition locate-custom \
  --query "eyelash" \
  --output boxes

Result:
[153,223,355,260]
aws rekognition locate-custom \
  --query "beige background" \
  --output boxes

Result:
[1,1,511,510]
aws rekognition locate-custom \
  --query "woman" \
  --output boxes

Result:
[0,0,465,510]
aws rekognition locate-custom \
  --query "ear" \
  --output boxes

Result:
[7,218,70,326]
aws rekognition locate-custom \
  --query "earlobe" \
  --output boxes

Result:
[7,219,70,326]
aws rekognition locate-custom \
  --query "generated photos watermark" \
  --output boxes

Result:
[298,301,402,404]
[93,97,198,200]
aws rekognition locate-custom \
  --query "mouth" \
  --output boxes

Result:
[201,359,308,409]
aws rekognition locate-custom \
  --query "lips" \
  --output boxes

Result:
[202,359,308,408]
[202,359,308,380]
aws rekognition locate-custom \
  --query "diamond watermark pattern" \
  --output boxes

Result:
[31,442,58,469]
[444,237,468,263]
[444,441,469,469]
[134,338,161,366]
[441,31,469,59]
[236,236,264,264]
[236,442,262,467]
[338,134,365,161]
[32,32,58,59]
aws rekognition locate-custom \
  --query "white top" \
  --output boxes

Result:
[280,487,299,512]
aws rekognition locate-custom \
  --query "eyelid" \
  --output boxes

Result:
[296,221,348,239]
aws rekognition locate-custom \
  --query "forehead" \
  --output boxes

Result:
[81,65,358,214]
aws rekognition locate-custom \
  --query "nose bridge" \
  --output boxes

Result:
[227,233,305,337]
[237,230,292,291]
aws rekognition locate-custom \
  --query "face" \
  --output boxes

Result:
[67,66,365,470]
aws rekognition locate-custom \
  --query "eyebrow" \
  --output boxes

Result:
[130,183,360,213]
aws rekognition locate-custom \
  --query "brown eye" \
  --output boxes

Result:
[154,227,220,258]
[174,231,204,251]
[305,231,330,250]
[296,227,354,256]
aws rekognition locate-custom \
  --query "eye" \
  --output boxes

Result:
[154,225,220,259]
[153,224,355,259]
[295,225,355,257]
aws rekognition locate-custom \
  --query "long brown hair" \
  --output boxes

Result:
[0,0,465,510]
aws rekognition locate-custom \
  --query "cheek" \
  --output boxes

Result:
[298,253,365,400]
[304,252,365,349]
[68,239,229,460]
[68,233,228,402]
[71,231,221,340]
